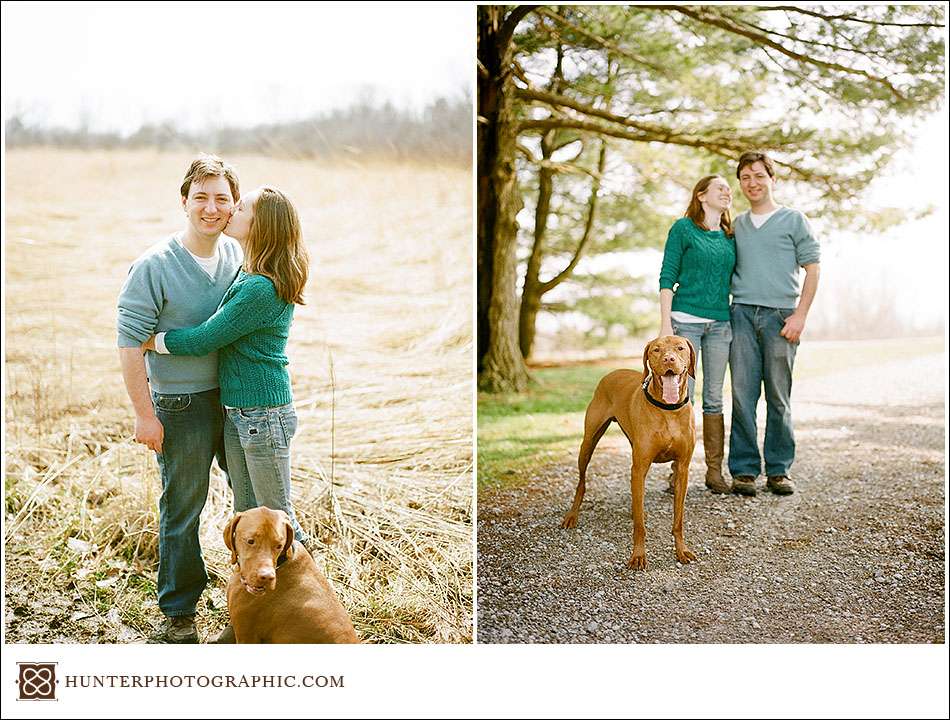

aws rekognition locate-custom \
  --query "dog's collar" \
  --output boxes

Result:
[641,376,690,410]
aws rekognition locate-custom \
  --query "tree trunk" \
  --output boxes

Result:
[518,132,555,360]
[477,6,532,392]
[519,138,608,360]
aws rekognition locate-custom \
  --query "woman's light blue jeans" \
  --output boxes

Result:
[670,319,732,414]
[224,403,309,544]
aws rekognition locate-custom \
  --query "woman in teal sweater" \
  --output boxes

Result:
[658,175,736,494]
[144,186,312,545]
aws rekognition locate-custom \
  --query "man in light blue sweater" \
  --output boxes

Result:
[117,154,243,642]
[728,151,821,497]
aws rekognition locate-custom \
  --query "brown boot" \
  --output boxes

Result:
[731,475,757,496]
[147,614,198,644]
[766,475,795,495]
[703,414,730,494]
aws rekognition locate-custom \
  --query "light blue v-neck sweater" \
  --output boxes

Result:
[117,233,243,394]
[731,208,821,309]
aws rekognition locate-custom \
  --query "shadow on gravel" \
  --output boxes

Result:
[798,403,944,455]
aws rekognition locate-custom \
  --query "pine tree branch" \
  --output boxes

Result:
[732,11,899,62]
[516,86,693,142]
[519,117,726,153]
[541,140,608,293]
[533,7,667,74]
[752,5,944,28]
[539,160,602,181]
[516,143,536,161]
[498,6,536,53]
[657,5,907,101]
[520,116,843,190]
[517,85,811,146]
[757,46,839,106]
[511,59,530,85]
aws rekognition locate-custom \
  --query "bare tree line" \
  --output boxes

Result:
[5,95,472,165]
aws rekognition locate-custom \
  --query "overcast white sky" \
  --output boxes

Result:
[1,1,472,133]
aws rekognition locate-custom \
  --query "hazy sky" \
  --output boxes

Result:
[1,2,472,133]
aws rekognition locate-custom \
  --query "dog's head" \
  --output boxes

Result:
[642,334,696,405]
[223,507,295,595]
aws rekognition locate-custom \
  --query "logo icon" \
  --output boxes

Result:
[17,663,57,701]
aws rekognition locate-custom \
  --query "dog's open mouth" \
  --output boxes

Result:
[241,578,269,595]
[660,371,682,404]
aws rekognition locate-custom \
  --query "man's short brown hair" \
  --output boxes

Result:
[180,153,240,201]
[736,151,776,180]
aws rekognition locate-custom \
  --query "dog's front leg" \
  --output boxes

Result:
[628,458,650,570]
[671,454,696,564]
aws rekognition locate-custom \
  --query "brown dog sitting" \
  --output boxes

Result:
[561,335,698,570]
[223,507,359,643]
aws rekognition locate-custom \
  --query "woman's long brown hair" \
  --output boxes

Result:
[243,186,309,304]
[684,175,734,237]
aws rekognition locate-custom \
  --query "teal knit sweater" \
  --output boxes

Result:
[659,217,736,322]
[163,272,294,408]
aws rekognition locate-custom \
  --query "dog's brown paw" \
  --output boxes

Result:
[560,513,578,529]
[628,552,647,570]
[675,546,697,564]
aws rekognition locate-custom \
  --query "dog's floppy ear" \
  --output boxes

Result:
[223,513,243,565]
[684,337,697,379]
[641,339,654,380]
[280,512,295,560]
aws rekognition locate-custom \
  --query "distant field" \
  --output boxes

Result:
[4,149,473,643]
[477,336,944,490]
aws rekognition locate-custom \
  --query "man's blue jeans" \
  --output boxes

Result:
[728,303,798,478]
[224,404,310,545]
[671,319,732,414]
[152,388,227,618]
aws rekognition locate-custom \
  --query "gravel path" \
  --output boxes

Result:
[477,351,945,643]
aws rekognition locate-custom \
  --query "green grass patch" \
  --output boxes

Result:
[478,365,617,490]
[477,336,944,492]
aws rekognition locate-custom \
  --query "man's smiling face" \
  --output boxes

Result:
[738,160,774,207]
[182,175,235,239]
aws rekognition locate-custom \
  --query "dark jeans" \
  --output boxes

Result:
[728,303,798,478]
[152,388,227,617]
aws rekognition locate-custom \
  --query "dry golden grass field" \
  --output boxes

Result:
[3,149,473,643]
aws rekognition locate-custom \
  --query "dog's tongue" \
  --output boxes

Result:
[661,375,680,404]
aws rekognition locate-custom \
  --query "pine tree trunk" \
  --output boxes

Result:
[518,156,553,361]
[519,48,565,362]
[477,6,531,392]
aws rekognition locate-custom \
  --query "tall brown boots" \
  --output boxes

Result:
[664,413,730,495]
[703,413,730,493]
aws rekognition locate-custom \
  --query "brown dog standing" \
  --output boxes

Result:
[561,335,698,570]
[223,507,359,643]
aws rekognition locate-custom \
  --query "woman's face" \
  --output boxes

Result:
[699,178,732,212]
[225,189,259,244]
